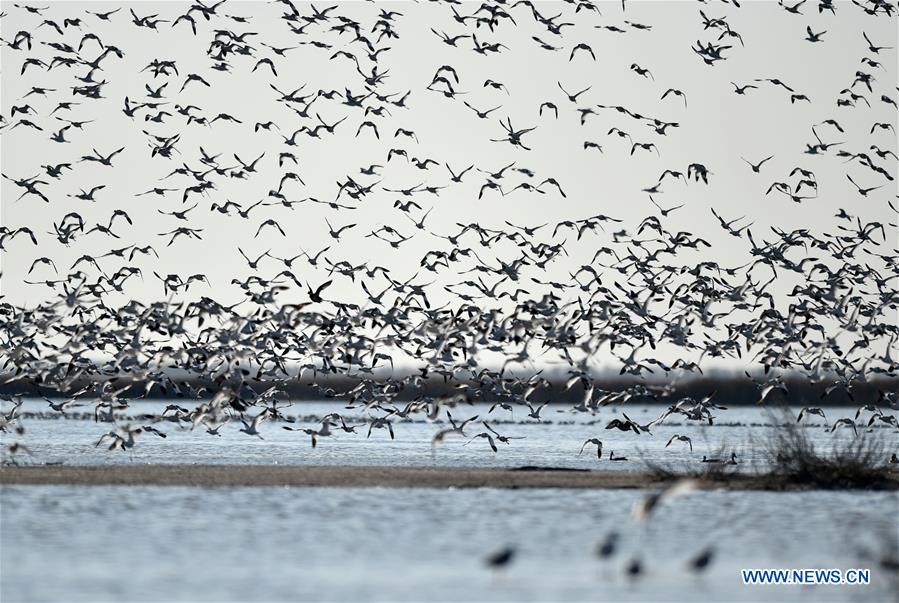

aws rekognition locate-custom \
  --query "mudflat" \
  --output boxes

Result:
[5,464,896,489]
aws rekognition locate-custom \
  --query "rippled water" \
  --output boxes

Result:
[2,401,898,602]
[3,400,891,470]
[2,485,897,602]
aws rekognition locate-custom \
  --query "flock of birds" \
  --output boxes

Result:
[0,0,898,465]
[485,478,716,579]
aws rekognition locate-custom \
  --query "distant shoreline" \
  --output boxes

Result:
[3,464,897,490]
[2,372,896,406]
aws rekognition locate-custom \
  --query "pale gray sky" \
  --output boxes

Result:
[1,0,896,369]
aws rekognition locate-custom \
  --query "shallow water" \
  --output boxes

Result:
[2,401,898,602]
[3,400,893,470]
[2,485,897,602]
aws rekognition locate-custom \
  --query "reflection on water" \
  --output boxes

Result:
[2,485,897,602]
[3,400,892,471]
[3,401,897,601]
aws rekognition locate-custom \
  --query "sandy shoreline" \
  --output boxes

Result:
[0,464,656,489]
[2,464,896,490]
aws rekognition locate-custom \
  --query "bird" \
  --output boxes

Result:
[596,532,619,561]
[846,174,882,197]
[630,63,653,80]
[238,247,270,270]
[687,547,715,573]
[780,0,807,15]
[625,558,643,578]
[758,379,789,404]
[606,414,648,434]
[325,218,356,240]
[805,26,826,42]
[742,155,774,173]
[79,147,125,166]
[830,418,858,437]
[660,88,687,107]
[432,29,469,47]
[307,280,333,303]
[239,412,267,438]
[797,407,827,425]
[665,434,693,452]
[485,546,516,569]
[649,197,683,216]
[863,32,892,54]
[701,452,738,464]
[539,102,558,119]
[557,82,591,103]
[446,164,474,183]
[526,401,550,421]
[579,438,603,458]
[569,43,596,61]
[254,219,286,238]
[731,82,758,94]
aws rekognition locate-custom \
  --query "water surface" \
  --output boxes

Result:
[2,485,897,602]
